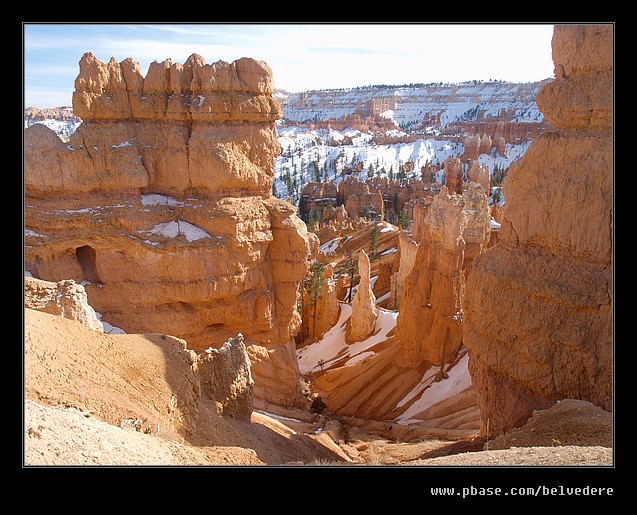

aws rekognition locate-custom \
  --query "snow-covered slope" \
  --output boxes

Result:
[277,80,547,130]
[274,124,529,204]
[24,107,82,142]
[297,301,477,428]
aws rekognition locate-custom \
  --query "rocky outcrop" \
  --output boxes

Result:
[24,52,316,408]
[467,161,490,193]
[388,232,419,310]
[26,53,281,197]
[443,157,464,195]
[461,183,492,273]
[397,185,491,366]
[301,176,433,223]
[196,334,254,421]
[348,250,378,342]
[24,276,104,332]
[464,25,613,435]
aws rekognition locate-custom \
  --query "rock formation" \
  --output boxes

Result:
[348,250,378,342]
[467,161,490,193]
[24,52,317,408]
[301,176,433,224]
[388,232,419,310]
[443,157,464,195]
[463,25,613,435]
[196,334,254,421]
[397,185,491,366]
[461,183,492,273]
[463,135,480,160]
[24,276,104,332]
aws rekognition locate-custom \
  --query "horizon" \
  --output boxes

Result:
[24,23,556,109]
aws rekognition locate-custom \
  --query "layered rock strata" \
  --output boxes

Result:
[24,52,317,408]
[463,25,613,435]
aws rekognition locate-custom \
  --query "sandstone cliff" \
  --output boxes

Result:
[24,52,317,408]
[463,25,613,435]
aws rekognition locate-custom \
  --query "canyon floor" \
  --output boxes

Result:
[23,308,612,468]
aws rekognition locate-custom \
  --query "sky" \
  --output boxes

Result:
[23,23,556,109]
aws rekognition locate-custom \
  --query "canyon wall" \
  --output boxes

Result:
[24,52,317,408]
[463,25,613,434]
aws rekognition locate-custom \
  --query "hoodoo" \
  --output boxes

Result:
[24,52,318,408]
[463,25,613,435]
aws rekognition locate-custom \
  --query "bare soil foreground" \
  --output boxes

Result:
[24,309,612,467]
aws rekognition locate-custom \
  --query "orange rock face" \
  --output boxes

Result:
[463,25,613,435]
[24,52,316,408]
[348,250,378,342]
[397,184,491,366]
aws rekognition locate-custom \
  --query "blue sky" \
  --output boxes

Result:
[23,23,555,108]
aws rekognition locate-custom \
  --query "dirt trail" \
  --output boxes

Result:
[23,308,612,467]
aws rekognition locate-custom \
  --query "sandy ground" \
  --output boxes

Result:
[23,308,613,467]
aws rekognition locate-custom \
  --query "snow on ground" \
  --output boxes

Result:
[395,352,472,425]
[273,123,529,205]
[297,303,398,374]
[141,194,185,208]
[95,312,126,334]
[297,297,473,426]
[319,237,341,255]
[145,221,212,242]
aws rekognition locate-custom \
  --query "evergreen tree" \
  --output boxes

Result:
[311,160,321,182]
[343,250,359,303]
[369,224,380,258]
[398,208,411,230]
[306,261,326,340]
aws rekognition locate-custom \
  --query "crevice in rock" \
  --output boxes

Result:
[75,245,102,284]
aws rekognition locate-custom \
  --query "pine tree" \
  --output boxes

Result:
[398,208,411,230]
[369,224,380,258]
[306,261,326,340]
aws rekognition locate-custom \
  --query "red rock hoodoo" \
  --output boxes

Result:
[463,25,613,435]
[24,52,318,408]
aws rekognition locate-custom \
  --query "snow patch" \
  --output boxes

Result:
[396,353,473,425]
[112,141,133,149]
[95,312,127,335]
[297,304,398,374]
[141,194,185,208]
[145,221,211,242]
